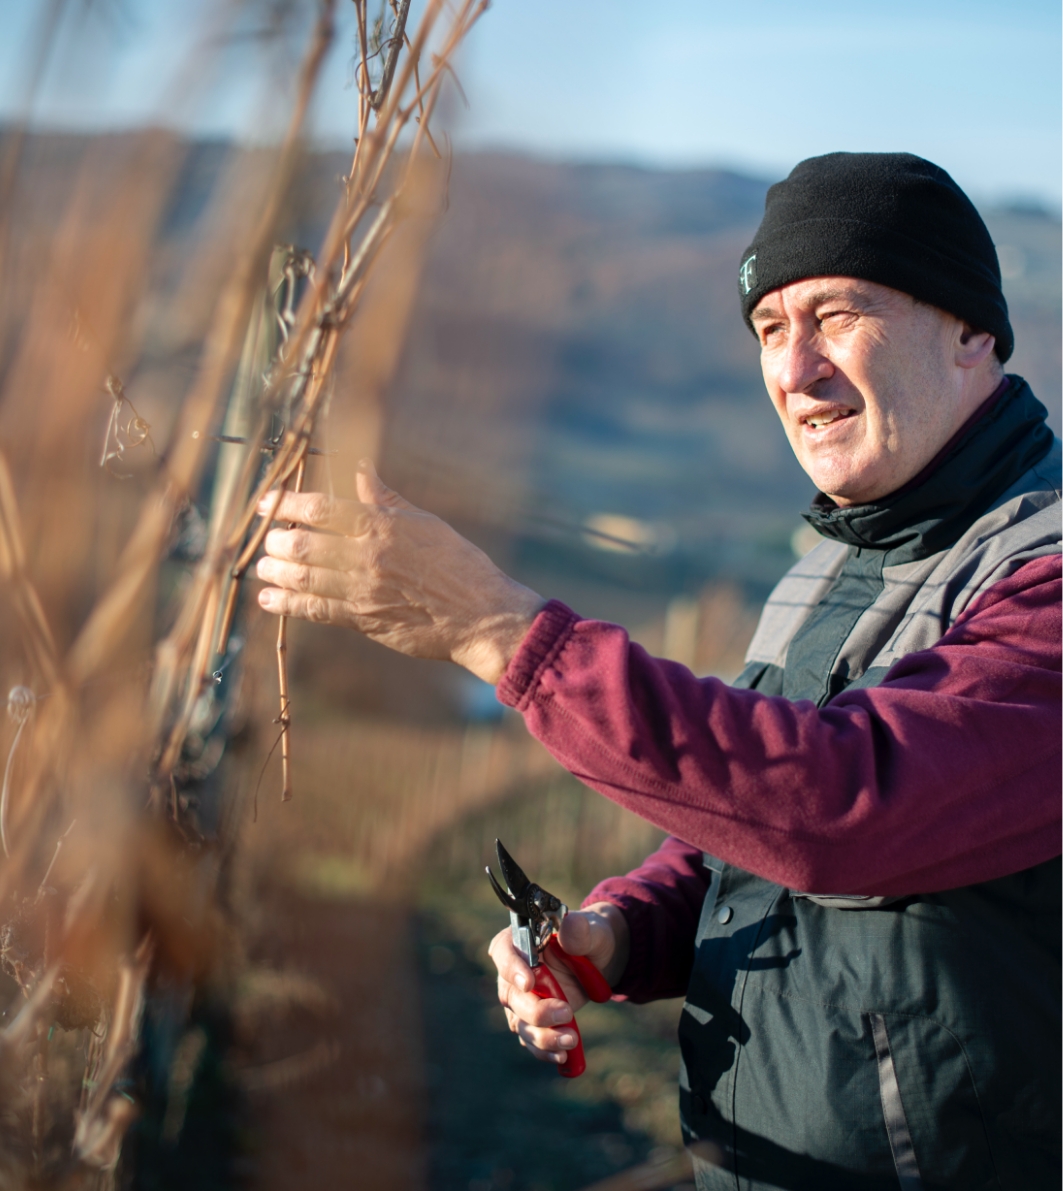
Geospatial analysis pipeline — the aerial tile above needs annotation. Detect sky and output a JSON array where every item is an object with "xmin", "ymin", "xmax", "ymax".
[{"xmin": 0, "ymin": 0, "xmax": 1059, "ymax": 205}]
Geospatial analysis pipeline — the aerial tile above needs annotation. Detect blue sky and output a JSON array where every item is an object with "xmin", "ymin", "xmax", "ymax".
[{"xmin": 1, "ymin": 0, "xmax": 1059, "ymax": 204}]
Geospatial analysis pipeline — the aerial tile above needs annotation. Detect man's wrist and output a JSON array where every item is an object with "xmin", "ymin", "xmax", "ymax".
[{"xmin": 452, "ymin": 581, "xmax": 546, "ymax": 684}]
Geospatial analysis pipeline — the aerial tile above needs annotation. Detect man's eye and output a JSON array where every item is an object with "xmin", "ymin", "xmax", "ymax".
[
  {"xmin": 818, "ymin": 309, "xmax": 852, "ymax": 327},
  {"xmin": 761, "ymin": 323, "xmax": 784, "ymax": 343}
]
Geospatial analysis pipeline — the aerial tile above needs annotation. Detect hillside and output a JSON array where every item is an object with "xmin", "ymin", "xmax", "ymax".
[
  {"xmin": 376, "ymin": 152, "xmax": 1061, "ymax": 612},
  {"xmin": 3, "ymin": 132, "xmax": 1059, "ymax": 702}
]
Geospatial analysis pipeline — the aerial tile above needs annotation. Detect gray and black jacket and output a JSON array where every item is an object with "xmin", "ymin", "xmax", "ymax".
[{"xmin": 679, "ymin": 377, "xmax": 1061, "ymax": 1191}]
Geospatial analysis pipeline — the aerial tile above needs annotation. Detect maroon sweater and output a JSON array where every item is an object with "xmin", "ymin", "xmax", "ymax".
[{"xmin": 496, "ymin": 554, "xmax": 1062, "ymax": 1002}]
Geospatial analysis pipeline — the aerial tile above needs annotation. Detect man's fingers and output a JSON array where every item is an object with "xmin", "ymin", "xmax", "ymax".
[
  {"xmin": 263, "ymin": 527, "xmax": 355, "ymax": 571},
  {"xmin": 257, "ymin": 586, "xmax": 349, "ymax": 625},
  {"xmin": 258, "ymin": 490, "xmax": 372, "ymax": 536},
  {"xmin": 514, "ymin": 1020, "xmax": 579, "ymax": 1064},
  {"xmin": 256, "ymin": 557, "xmax": 353, "ymax": 602},
  {"xmin": 492, "ymin": 929, "xmax": 581, "ymax": 1066},
  {"xmin": 497, "ymin": 975, "xmax": 571, "ymax": 1030},
  {"xmin": 488, "ymin": 928, "xmax": 534, "ymax": 992},
  {"xmin": 502, "ymin": 985, "xmax": 572, "ymax": 1029},
  {"xmin": 495, "ymin": 963, "xmax": 572, "ymax": 1029}
]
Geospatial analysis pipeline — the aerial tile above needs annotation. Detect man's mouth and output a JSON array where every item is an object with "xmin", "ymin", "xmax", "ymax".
[{"xmin": 801, "ymin": 408, "xmax": 856, "ymax": 430}]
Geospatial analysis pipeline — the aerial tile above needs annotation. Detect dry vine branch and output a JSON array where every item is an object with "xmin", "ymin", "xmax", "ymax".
[
  {"xmin": 0, "ymin": 449, "xmax": 59, "ymax": 690},
  {"xmin": 155, "ymin": 0, "xmax": 485, "ymax": 801},
  {"xmin": 276, "ymin": 453, "xmax": 307, "ymax": 801},
  {"xmin": 371, "ymin": 0, "xmax": 413, "ymax": 109},
  {"xmin": 0, "ymin": 0, "xmax": 487, "ymax": 1179},
  {"xmin": 66, "ymin": 0, "xmax": 339, "ymax": 697},
  {"xmin": 0, "ymin": 686, "xmax": 37, "ymax": 857}
]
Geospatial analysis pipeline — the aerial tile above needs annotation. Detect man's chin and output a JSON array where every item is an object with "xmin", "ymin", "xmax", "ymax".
[
  {"xmin": 806, "ymin": 464, "xmax": 882, "ymax": 507},
  {"xmin": 797, "ymin": 436, "xmax": 895, "ymax": 505}
]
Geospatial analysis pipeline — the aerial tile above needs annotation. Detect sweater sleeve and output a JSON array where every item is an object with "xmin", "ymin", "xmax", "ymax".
[
  {"xmin": 497, "ymin": 555, "xmax": 1062, "ymax": 898},
  {"xmin": 580, "ymin": 835, "xmax": 709, "ymax": 1003}
]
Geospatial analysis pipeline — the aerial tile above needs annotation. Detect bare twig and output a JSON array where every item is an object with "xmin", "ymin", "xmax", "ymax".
[
  {"xmin": 0, "ymin": 966, "xmax": 58, "ymax": 1053},
  {"xmin": 73, "ymin": 937, "xmax": 153, "ymax": 1169},
  {"xmin": 36, "ymin": 819, "xmax": 75, "ymax": 898},
  {"xmin": 68, "ymin": 0, "xmax": 338, "ymax": 694},
  {"xmin": 276, "ymin": 454, "xmax": 307, "ymax": 801},
  {"xmin": 370, "ymin": 0, "xmax": 413, "ymax": 109},
  {"xmin": 0, "ymin": 4, "xmax": 487, "ymax": 1174},
  {"xmin": 0, "ymin": 450, "xmax": 60, "ymax": 689},
  {"xmin": 0, "ymin": 687, "xmax": 34, "ymax": 857}
]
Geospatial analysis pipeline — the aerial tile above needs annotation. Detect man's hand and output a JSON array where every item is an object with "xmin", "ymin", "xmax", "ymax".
[
  {"xmin": 255, "ymin": 462, "xmax": 545, "ymax": 684},
  {"xmin": 488, "ymin": 903, "xmax": 630, "ymax": 1066}
]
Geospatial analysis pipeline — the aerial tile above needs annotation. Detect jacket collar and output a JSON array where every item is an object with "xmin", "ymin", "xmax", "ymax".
[{"xmin": 802, "ymin": 375, "xmax": 1055, "ymax": 561}]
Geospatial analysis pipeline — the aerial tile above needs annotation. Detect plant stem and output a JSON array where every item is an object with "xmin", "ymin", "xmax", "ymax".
[{"xmin": 277, "ymin": 454, "xmax": 307, "ymax": 802}]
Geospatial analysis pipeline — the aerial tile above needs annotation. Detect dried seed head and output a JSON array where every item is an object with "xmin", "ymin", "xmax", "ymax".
[{"xmin": 6, "ymin": 686, "xmax": 35, "ymax": 725}]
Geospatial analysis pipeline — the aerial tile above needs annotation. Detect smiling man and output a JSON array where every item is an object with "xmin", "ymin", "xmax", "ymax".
[
  {"xmin": 256, "ymin": 153, "xmax": 1061, "ymax": 1189},
  {"xmin": 753, "ymin": 277, "xmax": 999, "ymax": 504}
]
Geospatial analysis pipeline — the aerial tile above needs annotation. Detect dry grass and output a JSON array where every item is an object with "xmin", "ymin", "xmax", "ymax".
[{"xmin": 0, "ymin": 2, "xmax": 489, "ymax": 1184}]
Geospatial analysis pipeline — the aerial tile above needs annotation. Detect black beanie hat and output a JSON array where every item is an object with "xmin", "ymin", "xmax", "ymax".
[{"xmin": 738, "ymin": 152, "xmax": 1013, "ymax": 361}]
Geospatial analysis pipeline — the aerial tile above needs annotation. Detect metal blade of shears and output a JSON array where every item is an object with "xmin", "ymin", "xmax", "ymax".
[
  {"xmin": 486, "ymin": 839, "xmax": 536, "ymax": 967},
  {"xmin": 486, "ymin": 865, "xmax": 521, "ymax": 914},
  {"xmin": 494, "ymin": 838, "xmax": 532, "ymax": 901}
]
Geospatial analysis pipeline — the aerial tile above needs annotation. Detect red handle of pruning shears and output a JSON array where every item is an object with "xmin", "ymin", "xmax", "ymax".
[
  {"xmin": 530, "ymin": 960, "xmax": 587, "ymax": 1078},
  {"xmin": 485, "ymin": 838, "xmax": 612, "ymax": 1080},
  {"xmin": 531, "ymin": 938, "xmax": 611, "ymax": 1079},
  {"xmin": 544, "ymin": 937, "xmax": 612, "ymax": 1003}
]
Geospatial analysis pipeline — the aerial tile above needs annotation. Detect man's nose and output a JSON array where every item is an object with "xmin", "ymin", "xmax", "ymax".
[{"xmin": 776, "ymin": 331, "xmax": 833, "ymax": 395}]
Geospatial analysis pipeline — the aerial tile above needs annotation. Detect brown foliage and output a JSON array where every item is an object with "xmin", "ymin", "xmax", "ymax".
[{"xmin": 0, "ymin": 2, "xmax": 486, "ymax": 1183}]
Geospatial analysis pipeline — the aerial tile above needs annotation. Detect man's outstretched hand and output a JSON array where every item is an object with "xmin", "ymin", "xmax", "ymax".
[
  {"xmin": 255, "ymin": 462, "xmax": 545, "ymax": 684},
  {"xmin": 489, "ymin": 903, "xmax": 630, "ymax": 1066}
]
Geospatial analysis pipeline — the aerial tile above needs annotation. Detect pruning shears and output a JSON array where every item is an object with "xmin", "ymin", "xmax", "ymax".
[{"xmin": 486, "ymin": 838, "xmax": 612, "ymax": 1078}]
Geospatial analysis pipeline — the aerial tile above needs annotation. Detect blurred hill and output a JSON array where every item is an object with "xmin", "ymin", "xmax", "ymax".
[
  {"xmin": 383, "ymin": 153, "xmax": 1061, "ymax": 605},
  {"xmin": 3, "ymin": 132, "xmax": 1060, "ymax": 713},
  {"xmin": 385, "ymin": 154, "xmax": 803, "ymax": 601}
]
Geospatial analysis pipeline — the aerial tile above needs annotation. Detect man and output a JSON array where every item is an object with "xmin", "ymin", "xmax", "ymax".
[{"xmin": 256, "ymin": 153, "xmax": 1061, "ymax": 1188}]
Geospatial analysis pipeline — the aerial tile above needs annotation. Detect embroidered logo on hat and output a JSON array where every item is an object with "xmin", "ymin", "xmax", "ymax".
[{"xmin": 739, "ymin": 254, "xmax": 757, "ymax": 295}]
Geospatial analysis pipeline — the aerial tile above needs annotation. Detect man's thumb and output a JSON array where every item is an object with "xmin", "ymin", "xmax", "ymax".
[
  {"xmin": 557, "ymin": 911, "xmax": 596, "ymax": 957},
  {"xmin": 355, "ymin": 458, "xmax": 410, "ymax": 509}
]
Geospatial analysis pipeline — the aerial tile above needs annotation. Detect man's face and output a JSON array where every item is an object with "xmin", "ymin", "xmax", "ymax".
[{"xmin": 752, "ymin": 277, "xmax": 982, "ymax": 505}]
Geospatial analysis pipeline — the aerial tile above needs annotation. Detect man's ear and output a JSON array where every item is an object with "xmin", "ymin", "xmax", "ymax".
[{"xmin": 955, "ymin": 322, "xmax": 997, "ymax": 371}]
